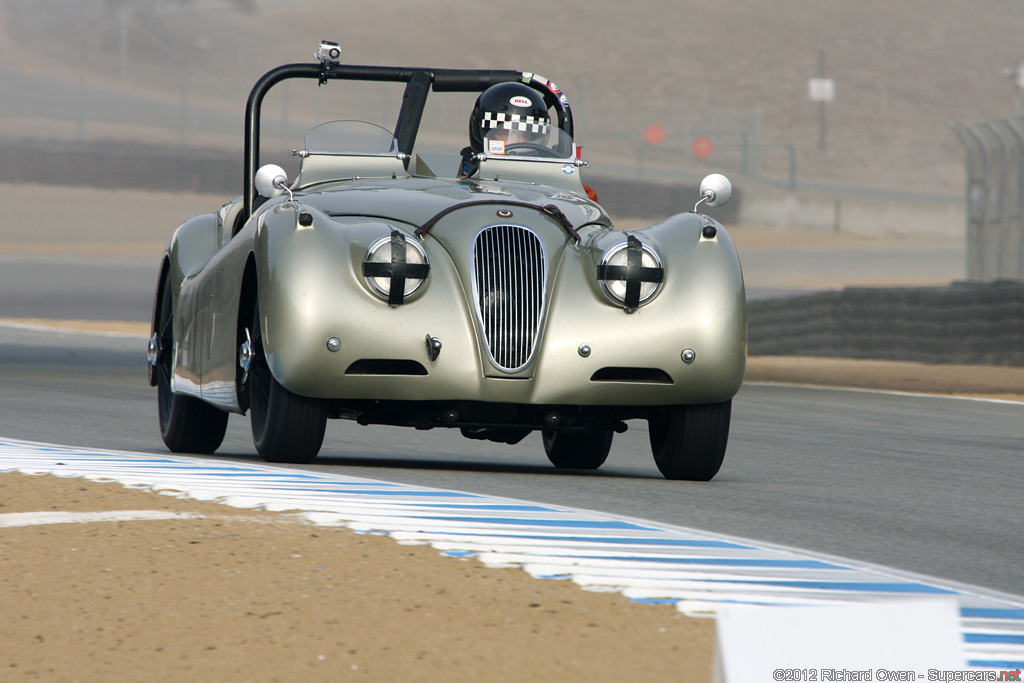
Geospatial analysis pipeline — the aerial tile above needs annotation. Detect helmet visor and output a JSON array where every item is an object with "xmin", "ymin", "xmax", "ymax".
[
  {"xmin": 482, "ymin": 127, "xmax": 574, "ymax": 159},
  {"xmin": 481, "ymin": 112, "xmax": 550, "ymax": 151}
]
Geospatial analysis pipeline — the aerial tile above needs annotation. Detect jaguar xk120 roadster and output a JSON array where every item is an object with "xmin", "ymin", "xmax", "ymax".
[{"xmin": 149, "ymin": 42, "xmax": 746, "ymax": 480}]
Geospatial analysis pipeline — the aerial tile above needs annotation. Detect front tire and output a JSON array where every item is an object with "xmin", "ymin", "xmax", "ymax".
[
  {"xmin": 246, "ymin": 297, "xmax": 328, "ymax": 464},
  {"xmin": 155, "ymin": 271, "xmax": 228, "ymax": 454},
  {"xmin": 542, "ymin": 429, "xmax": 613, "ymax": 470},
  {"xmin": 648, "ymin": 401, "xmax": 731, "ymax": 481}
]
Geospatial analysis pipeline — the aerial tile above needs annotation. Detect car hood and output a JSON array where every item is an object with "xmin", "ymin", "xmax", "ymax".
[{"xmin": 297, "ymin": 177, "xmax": 611, "ymax": 230}]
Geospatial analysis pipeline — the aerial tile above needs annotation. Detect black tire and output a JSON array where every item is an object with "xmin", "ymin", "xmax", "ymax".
[
  {"xmin": 542, "ymin": 429, "xmax": 613, "ymax": 470},
  {"xmin": 156, "ymin": 271, "xmax": 228, "ymax": 454},
  {"xmin": 648, "ymin": 401, "xmax": 731, "ymax": 481},
  {"xmin": 247, "ymin": 297, "xmax": 328, "ymax": 463}
]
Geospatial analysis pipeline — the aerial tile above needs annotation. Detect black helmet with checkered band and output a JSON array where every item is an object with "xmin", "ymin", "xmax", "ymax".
[{"xmin": 468, "ymin": 82, "xmax": 551, "ymax": 153}]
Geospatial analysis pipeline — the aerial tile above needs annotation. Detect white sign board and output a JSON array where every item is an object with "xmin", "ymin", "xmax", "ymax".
[
  {"xmin": 713, "ymin": 599, "xmax": 964, "ymax": 682},
  {"xmin": 809, "ymin": 77, "xmax": 835, "ymax": 102}
]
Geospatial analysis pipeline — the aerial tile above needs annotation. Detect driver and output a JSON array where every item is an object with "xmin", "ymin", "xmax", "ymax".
[{"xmin": 460, "ymin": 82, "xmax": 551, "ymax": 177}]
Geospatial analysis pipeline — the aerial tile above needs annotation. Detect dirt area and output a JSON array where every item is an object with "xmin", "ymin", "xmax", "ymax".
[
  {"xmin": 0, "ymin": 473, "xmax": 713, "ymax": 682},
  {"xmin": 746, "ymin": 356, "xmax": 1024, "ymax": 402}
]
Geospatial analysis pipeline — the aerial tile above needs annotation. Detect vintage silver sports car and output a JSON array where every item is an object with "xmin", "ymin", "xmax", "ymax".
[{"xmin": 148, "ymin": 42, "xmax": 746, "ymax": 480}]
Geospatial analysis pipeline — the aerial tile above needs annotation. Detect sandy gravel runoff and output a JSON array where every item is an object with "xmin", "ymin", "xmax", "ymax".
[{"xmin": 0, "ymin": 473, "xmax": 712, "ymax": 682}]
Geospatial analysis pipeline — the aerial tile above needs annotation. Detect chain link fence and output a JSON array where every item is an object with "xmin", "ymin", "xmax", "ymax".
[{"xmin": 952, "ymin": 116, "xmax": 1024, "ymax": 281}]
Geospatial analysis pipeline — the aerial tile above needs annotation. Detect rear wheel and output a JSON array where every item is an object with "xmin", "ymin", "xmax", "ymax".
[
  {"xmin": 647, "ymin": 401, "xmax": 731, "ymax": 481},
  {"xmin": 155, "ymin": 271, "xmax": 228, "ymax": 454},
  {"xmin": 542, "ymin": 429, "xmax": 613, "ymax": 470},
  {"xmin": 246, "ymin": 297, "xmax": 328, "ymax": 463}
]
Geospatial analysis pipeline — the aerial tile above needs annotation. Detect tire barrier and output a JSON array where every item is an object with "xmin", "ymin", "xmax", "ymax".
[{"xmin": 748, "ymin": 281, "xmax": 1024, "ymax": 366}]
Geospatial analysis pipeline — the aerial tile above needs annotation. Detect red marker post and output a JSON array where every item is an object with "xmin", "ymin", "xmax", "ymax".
[
  {"xmin": 692, "ymin": 135, "xmax": 714, "ymax": 160},
  {"xmin": 644, "ymin": 123, "xmax": 667, "ymax": 147}
]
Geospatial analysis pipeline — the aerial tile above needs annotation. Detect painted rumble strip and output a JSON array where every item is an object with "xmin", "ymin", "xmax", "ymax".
[{"xmin": 1, "ymin": 438, "xmax": 1022, "ymax": 668}]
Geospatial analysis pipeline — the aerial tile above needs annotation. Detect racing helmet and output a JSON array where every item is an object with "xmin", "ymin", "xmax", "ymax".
[{"xmin": 469, "ymin": 82, "xmax": 551, "ymax": 153}]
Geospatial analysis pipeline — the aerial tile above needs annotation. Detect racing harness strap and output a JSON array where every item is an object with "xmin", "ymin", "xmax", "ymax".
[
  {"xmin": 361, "ymin": 231, "xmax": 430, "ymax": 306},
  {"xmin": 595, "ymin": 235, "xmax": 663, "ymax": 309}
]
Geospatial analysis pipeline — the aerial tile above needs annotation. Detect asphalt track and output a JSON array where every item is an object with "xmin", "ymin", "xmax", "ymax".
[{"xmin": 0, "ymin": 326, "xmax": 1021, "ymax": 602}]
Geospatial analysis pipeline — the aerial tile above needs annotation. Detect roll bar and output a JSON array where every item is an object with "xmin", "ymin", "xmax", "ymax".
[{"xmin": 242, "ymin": 61, "xmax": 575, "ymax": 220}]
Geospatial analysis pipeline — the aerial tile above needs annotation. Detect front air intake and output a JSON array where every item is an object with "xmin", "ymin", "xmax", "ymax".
[{"xmin": 471, "ymin": 224, "xmax": 547, "ymax": 373}]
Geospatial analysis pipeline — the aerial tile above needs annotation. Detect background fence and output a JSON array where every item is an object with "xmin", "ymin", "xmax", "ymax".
[{"xmin": 952, "ymin": 116, "xmax": 1024, "ymax": 281}]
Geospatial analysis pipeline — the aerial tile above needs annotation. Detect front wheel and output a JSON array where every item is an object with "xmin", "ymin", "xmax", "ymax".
[
  {"xmin": 648, "ymin": 401, "xmax": 731, "ymax": 481},
  {"xmin": 155, "ymin": 271, "xmax": 228, "ymax": 454},
  {"xmin": 246, "ymin": 297, "xmax": 328, "ymax": 464},
  {"xmin": 542, "ymin": 429, "xmax": 613, "ymax": 470}
]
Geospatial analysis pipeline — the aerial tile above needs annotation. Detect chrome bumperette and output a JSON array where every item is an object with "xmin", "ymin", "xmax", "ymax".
[
  {"xmin": 238, "ymin": 328, "xmax": 253, "ymax": 384},
  {"xmin": 147, "ymin": 333, "xmax": 160, "ymax": 367},
  {"xmin": 470, "ymin": 224, "xmax": 548, "ymax": 374}
]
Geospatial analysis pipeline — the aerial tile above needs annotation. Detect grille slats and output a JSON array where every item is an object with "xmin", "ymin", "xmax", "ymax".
[{"xmin": 472, "ymin": 224, "xmax": 547, "ymax": 373}]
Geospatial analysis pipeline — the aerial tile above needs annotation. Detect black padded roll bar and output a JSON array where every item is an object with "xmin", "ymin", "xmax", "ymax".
[{"xmin": 242, "ymin": 62, "xmax": 574, "ymax": 220}]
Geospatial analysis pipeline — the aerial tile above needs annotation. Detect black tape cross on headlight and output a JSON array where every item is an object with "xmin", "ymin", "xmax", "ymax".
[
  {"xmin": 596, "ymin": 235, "xmax": 664, "ymax": 309},
  {"xmin": 362, "ymin": 231, "xmax": 430, "ymax": 306}
]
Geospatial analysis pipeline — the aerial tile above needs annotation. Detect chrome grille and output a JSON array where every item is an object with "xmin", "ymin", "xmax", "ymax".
[{"xmin": 471, "ymin": 224, "xmax": 547, "ymax": 373}]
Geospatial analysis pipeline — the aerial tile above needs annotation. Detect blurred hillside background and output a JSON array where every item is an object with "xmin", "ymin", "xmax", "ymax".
[{"xmin": 2, "ymin": 0, "xmax": 1024, "ymax": 199}]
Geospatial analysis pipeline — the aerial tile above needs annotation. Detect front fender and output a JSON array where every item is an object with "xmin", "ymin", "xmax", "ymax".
[
  {"xmin": 534, "ymin": 213, "xmax": 746, "ymax": 405},
  {"xmin": 254, "ymin": 204, "xmax": 485, "ymax": 398}
]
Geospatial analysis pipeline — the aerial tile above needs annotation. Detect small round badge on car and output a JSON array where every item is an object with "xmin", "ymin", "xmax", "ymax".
[{"xmin": 497, "ymin": 209, "xmax": 512, "ymax": 218}]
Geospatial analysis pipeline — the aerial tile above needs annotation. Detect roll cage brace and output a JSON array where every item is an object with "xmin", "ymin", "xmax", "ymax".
[{"xmin": 243, "ymin": 61, "xmax": 575, "ymax": 220}]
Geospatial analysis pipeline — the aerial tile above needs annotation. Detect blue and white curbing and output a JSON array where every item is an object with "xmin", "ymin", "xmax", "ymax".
[{"xmin": 1, "ymin": 437, "xmax": 1021, "ymax": 668}]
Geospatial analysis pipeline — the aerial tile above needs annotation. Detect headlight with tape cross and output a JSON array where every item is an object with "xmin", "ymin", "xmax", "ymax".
[
  {"xmin": 362, "ymin": 231, "xmax": 430, "ymax": 306},
  {"xmin": 596, "ymin": 235, "xmax": 664, "ymax": 310}
]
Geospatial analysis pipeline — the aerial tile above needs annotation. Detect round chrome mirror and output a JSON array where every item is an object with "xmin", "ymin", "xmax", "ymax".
[
  {"xmin": 255, "ymin": 164, "xmax": 289, "ymax": 198},
  {"xmin": 698, "ymin": 173, "xmax": 732, "ymax": 208}
]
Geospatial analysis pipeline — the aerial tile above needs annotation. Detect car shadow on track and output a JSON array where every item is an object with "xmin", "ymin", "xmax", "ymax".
[
  {"xmin": 206, "ymin": 450, "xmax": 662, "ymax": 480},
  {"xmin": 316, "ymin": 454, "xmax": 661, "ymax": 479}
]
